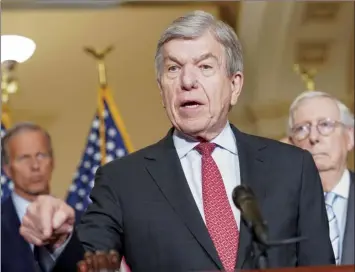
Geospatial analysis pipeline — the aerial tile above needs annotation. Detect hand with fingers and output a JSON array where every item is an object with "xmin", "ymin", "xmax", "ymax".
[
  {"xmin": 19, "ymin": 195, "xmax": 75, "ymax": 250},
  {"xmin": 77, "ymin": 250, "xmax": 121, "ymax": 272}
]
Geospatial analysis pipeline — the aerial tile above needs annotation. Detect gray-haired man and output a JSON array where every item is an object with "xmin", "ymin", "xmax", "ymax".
[
  {"xmin": 287, "ymin": 90, "xmax": 354, "ymax": 265},
  {"xmin": 19, "ymin": 11, "xmax": 334, "ymax": 271}
]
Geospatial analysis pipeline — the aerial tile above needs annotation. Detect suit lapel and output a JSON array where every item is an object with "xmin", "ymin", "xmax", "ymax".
[
  {"xmin": 342, "ymin": 171, "xmax": 354, "ymax": 264},
  {"xmin": 2, "ymin": 197, "xmax": 36, "ymax": 272},
  {"xmin": 144, "ymin": 129, "xmax": 223, "ymax": 269},
  {"xmin": 231, "ymin": 126, "xmax": 269, "ymax": 269}
]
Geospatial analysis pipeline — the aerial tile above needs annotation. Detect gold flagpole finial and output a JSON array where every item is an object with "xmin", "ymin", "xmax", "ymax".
[
  {"xmin": 293, "ymin": 64, "xmax": 317, "ymax": 91},
  {"xmin": 84, "ymin": 45, "xmax": 114, "ymax": 88}
]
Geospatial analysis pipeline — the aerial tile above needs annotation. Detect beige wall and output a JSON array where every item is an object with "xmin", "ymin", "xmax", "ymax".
[
  {"xmin": 2, "ymin": 3, "xmax": 353, "ymax": 200},
  {"xmin": 2, "ymin": 5, "xmax": 220, "ymax": 199}
]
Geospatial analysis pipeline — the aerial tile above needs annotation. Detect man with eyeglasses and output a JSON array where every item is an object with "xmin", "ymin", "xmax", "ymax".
[
  {"xmin": 287, "ymin": 91, "xmax": 354, "ymax": 265},
  {"xmin": 1, "ymin": 122, "xmax": 55, "ymax": 272}
]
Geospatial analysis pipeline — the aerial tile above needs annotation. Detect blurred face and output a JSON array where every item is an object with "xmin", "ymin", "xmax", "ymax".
[
  {"xmin": 291, "ymin": 97, "xmax": 354, "ymax": 172},
  {"xmin": 3, "ymin": 130, "xmax": 54, "ymax": 201},
  {"xmin": 158, "ymin": 31, "xmax": 243, "ymax": 140}
]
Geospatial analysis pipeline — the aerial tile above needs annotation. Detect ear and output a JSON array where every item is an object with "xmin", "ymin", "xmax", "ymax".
[
  {"xmin": 230, "ymin": 72, "xmax": 244, "ymax": 106},
  {"xmin": 2, "ymin": 163, "xmax": 12, "ymax": 180},
  {"xmin": 346, "ymin": 127, "xmax": 354, "ymax": 151}
]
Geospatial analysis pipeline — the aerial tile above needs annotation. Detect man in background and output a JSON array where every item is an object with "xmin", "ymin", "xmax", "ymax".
[
  {"xmin": 287, "ymin": 91, "xmax": 354, "ymax": 265},
  {"xmin": 1, "ymin": 122, "xmax": 56, "ymax": 272}
]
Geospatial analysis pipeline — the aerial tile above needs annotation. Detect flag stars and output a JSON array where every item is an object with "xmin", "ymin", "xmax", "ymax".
[
  {"xmin": 92, "ymin": 166, "xmax": 99, "ymax": 175},
  {"xmin": 81, "ymin": 175, "xmax": 89, "ymax": 183},
  {"xmin": 83, "ymin": 161, "xmax": 91, "ymax": 169},
  {"xmin": 92, "ymin": 119, "xmax": 99, "ymax": 129},
  {"xmin": 108, "ymin": 128, "xmax": 116, "ymax": 137},
  {"xmin": 89, "ymin": 133, "xmax": 97, "ymax": 143},
  {"xmin": 86, "ymin": 146, "xmax": 94, "ymax": 155},
  {"xmin": 69, "ymin": 184, "xmax": 77, "ymax": 192},
  {"xmin": 94, "ymin": 152, "xmax": 101, "ymax": 161},
  {"xmin": 106, "ymin": 155, "xmax": 114, "ymax": 163},
  {"xmin": 116, "ymin": 148, "xmax": 126, "ymax": 157},
  {"xmin": 75, "ymin": 202, "xmax": 84, "ymax": 211},
  {"xmin": 1, "ymin": 176, "xmax": 7, "ymax": 185},
  {"xmin": 106, "ymin": 141, "xmax": 115, "ymax": 151},
  {"xmin": 78, "ymin": 189, "xmax": 86, "ymax": 197}
]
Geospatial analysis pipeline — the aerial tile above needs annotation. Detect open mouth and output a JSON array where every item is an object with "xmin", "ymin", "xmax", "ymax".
[{"xmin": 180, "ymin": 101, "xmax": 203, "ymax": 109}]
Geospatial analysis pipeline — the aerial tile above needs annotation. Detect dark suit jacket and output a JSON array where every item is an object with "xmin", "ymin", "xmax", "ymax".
[
  {"xmin": 1, "ymin": 196, "xmax": 39, "ymax": 272},
  {"xmin": 341, "ymin": 171, "xmax": 354, "ymax": 265},
  {"xmin": 54, "ymin": 125, "xmax": 335, "ymax": 271}
]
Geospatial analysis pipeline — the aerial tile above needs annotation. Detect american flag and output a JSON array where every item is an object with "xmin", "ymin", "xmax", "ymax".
[
  {"xmin": 1, "ymin": 115, "xmax": 14, "ymax": 202},
  {"xmin": 65, "ymin": 88, "xmax": 133, "ymax": 271}
]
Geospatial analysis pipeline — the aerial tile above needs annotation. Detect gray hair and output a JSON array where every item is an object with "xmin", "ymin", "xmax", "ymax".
[
  {"xmin": 154, "ymin": 10, "xmax": 243, "ymax": 79},
  {"xmin": 287, "ymin": 90, "xmax": 355, "ymax": 135},
  {"xmin": 1, "ymin": 122, "xmax": 53, "ymax": 165}
]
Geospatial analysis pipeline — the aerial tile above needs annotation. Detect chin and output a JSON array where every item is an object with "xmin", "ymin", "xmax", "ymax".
[{"xmin": 315, "ymin": 162, "xmax": 332, "ymax": 172}]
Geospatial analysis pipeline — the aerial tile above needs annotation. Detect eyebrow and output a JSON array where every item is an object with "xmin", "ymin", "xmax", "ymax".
[{"xmin": 164, "ymin": 52, "xmax": 219, "ymax": 65}]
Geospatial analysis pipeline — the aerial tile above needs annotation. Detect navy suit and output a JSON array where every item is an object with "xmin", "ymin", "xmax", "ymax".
[{"xmin": 1, "ymin": 196, "xmax": 39, "ymax": 272}]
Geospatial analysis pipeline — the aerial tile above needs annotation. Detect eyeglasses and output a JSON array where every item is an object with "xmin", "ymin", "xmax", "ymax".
[{"xmin": 291, "ymin": 118, "xmax": 345, "ymax": 141}]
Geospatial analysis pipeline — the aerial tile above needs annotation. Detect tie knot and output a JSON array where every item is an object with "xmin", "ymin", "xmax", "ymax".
[
  {"xmin": 195, "ymin": 142, "xmax": 216, "ymax": 156},
  {"xmin": 325, "ymin": 192, "xmax": 337, "ymax": 207}
]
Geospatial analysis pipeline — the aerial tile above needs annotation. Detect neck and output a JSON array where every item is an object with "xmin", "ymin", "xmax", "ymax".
[{"xmin": 320, "ymin": 166, "xmax": 346, "ymax": 192}]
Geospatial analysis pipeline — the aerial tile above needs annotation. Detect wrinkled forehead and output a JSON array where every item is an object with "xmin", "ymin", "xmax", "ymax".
[
  {"xmin": 162, "ymin": 33, "xmax": 225, "ymax": 64},
  {"xmin": 8, "ymin": 130, "xmax": 51, "ymax": 153},
  {"xmin": 292, "ymin": 97, "xmax": 341, "ymax": 124}
]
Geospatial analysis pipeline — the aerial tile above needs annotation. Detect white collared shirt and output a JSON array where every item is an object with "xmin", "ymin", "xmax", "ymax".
[
  {"xmin": 329, "ymin": 169, "xmax": 351, "ymax": 262},
  {"xmin": 172, "ymin": 122, "xmax": 241, "ymax": 228},
  {"xmin": 12, "ymin": 192, "xmax": 32, "ymax": 226}
]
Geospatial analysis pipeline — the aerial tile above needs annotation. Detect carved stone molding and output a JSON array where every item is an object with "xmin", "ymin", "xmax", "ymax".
[
  {"xmin": 302, "ymin": 1, "xmax": 342, "ymax": 23},
  {"xmin": 295, "ymin": 40, "xmax": 332, "ymax": 67}
]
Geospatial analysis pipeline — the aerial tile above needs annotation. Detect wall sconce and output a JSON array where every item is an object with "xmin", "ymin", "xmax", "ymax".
[{"xmin": 1, "ymin": 35, "xmax": 36, "ymax": 104}]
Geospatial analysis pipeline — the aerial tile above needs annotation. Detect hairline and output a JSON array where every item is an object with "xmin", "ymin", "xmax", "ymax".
[{"xmin": 287, "ymin": 91, "xmax": 354, "ymax": 135}]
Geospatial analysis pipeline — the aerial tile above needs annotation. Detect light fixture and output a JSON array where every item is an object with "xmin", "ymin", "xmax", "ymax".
[
  {"xmin": 1, "ymin": 35, "xmax": 36, "ymax": 104},
  {"xmin": 1, "ymin": 35, "xmax": 36, "ymax": 63}
]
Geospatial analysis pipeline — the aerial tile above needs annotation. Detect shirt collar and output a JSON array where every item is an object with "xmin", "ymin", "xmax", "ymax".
[
  {"xmin": 172, "ymin": 122, "xmax": 237, "ymax": 159},
  {"xmin": 331, "ymin": 169, "xmax": 351, "ymax": 199},
  {"xmin": 11, "ymin": 192, "xmax": 32, "ymax": 223}
]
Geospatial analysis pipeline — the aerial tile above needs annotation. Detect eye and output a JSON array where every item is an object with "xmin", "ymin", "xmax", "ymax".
[
  {"xmin": 319, "ymin": 120, "xmax": 333, "ymax": 128},
  {"xmin": 168, "ymin": 65, "xmax": 180, "ymax": 72},
  {"xmin": 37, "ymin": 152, "xmax": 49, "ymax": 160},
  {"xmin": 293, "ymin": 125, "xmax": 308, "ymax": 133},
  {"xmin": 200, "ymin": 64, "xmax": 212, "ymax": 70}
]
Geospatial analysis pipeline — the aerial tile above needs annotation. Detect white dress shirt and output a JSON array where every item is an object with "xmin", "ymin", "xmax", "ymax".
[
  {"xmin": 328, "ymin": 169, "xmax": 351, "ymax": 263},
  {"xmin": 172, "ymin": 122, "xmax": 241, "ymax": 229}
]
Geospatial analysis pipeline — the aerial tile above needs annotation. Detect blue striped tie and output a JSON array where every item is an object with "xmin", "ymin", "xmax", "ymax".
[{"xmin": 325, "ymin": 192, "xmax": 340, "ymax": 264}]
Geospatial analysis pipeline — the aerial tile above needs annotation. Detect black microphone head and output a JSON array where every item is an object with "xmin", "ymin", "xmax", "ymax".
[{"xmin": 232, "ymin": 184, "xmax": 255, "ymax": 209}]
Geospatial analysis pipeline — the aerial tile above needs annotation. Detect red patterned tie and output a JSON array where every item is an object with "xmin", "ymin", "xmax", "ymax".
[{"xmin": 195, "ymin": 142, "xmax": 239, "ymax": 271}]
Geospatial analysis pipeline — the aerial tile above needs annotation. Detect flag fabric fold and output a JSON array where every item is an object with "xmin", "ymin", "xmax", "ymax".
[
  {"xmin": 1, "ymin": 112, "xmax": 13, "ymax": 202},
  {"xmin": 66, "ymin": 87, "xmax": 133, "ymax": 271}
]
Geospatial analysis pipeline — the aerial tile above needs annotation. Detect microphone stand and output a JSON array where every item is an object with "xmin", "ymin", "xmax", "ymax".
[{"xmin": 246, "ymin": 221, "xmax": 307, "ymax": 270}]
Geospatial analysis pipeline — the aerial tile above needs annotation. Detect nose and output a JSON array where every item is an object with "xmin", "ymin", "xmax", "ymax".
[
  {"xmin": 180, "ymin": 66, "xmax": 198, "ymax": 91},
  {"xmin": 30, "ymin": 158, "xmax": 40, "ymax": 171},
  {"xmin": 308, "ymin": 125, "xmax": 320, "ymax": 145}
]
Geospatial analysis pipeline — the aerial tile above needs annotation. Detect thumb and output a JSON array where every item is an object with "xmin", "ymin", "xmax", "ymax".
[{"xmin": 52, "ymin": 205, "xmax": 74, "ymax": 231}]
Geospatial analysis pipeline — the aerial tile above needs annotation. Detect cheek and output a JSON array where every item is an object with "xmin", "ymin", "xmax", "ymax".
[{"xmin": 294, "ymin": 140, "xmax": 309, "ymax": 150}]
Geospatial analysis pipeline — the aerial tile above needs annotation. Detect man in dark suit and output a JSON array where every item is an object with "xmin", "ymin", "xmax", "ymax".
[
  {"xmin": 286, "ymin": 90, "xmax": 354, "ymax": 265},
  {"xmin": 1, "ymin": 122, "xmax": 55, "ymax": 272},
  {"xmin": 19, "ymin": 10, "xmax": 334, "ymax": 272}
]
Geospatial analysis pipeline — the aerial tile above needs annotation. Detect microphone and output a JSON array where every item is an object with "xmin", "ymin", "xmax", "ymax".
[{"xmin": 232, "ymin": 185, "xmax": 268, "ymax": 245}]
